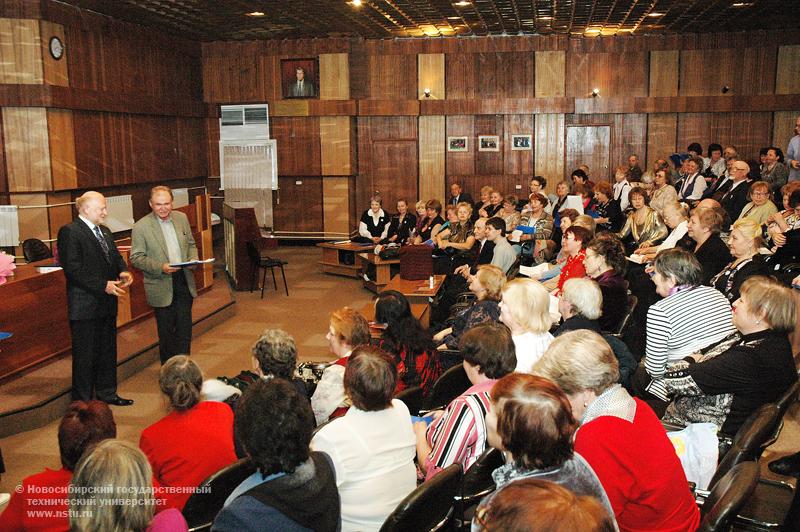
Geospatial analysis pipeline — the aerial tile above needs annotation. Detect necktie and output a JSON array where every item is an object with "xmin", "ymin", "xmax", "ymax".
[{"xmin": 93, "ymin": 225, "xmax": 109, "ymax": 257}]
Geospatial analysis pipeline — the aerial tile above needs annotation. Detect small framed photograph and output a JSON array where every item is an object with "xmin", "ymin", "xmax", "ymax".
[
  {"xmin": 478, "ymin": 135, "xmax": 500, "ymax": 152},
  {"xmin": 281, "ymin": 58, "xmax": 319, "ymax": 99},
  {"xmin": 511, "ymin": 134, "xmax": 532, "ymax": 151},
  {"xmin": 447, "ymin": 136, "xmax": 468, "ymax": 152}
]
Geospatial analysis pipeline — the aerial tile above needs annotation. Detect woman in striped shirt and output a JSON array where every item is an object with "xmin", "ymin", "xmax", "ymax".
[
  {"xmin": 414, "ymin": 322, "xmax": 516, "ymax": 481},
  {"xmin": 630, "ymin": 248, "xmax": 735, "ymax": 416}
]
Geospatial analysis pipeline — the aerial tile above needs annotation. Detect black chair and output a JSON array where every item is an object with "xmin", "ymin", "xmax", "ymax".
[
  {"xmin": 505, "ymin": 255, "xmax": 522, "ymax": 280},
  {"xmin": 776, "ymin": 377, "xmax": 799, "ymax": 417},
  {"xmin": 453, "ymin": 447, "xmax": 505, "ymax": 526},
  {"xmin": 395, "ymin": 385, "xmax": 424, "ymax": 416},
  {"xmin": 182, "ymin": 458, "xmax": 257, "ymax": 532},
  {"xmin": 246, "ymin": 240, "xmax": 288, "ymax": 298},
  {"xmin": 698, "ymin": 461, "xmax": 759, "ymax": 532},
  {"xmin": 422, "ymin": 365, "xmax": 472, "ymax": 412},
  {"xmin": 607, "ymin": 294, "xmax": 637, "ymax": 337},
  {"xmin": 22, "ymin": 238, "xmax": 53, "ymax": 263},
  {"xmin": 379, "ymin": 463, "xmax": 463, "ymax": 532}
]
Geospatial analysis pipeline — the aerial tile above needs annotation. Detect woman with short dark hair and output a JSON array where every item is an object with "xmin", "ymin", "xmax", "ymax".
[
  {"xmin": 140, "ymin": 356, "xmax": 237, "ymax": 510},
  {"xmin": 214, "ymin": 379, "xmax": 340, "ymax": 531},
  {"xmin": 413, "ymin": 199, "xmax": 445, "ymax": 244},
  {"xmin": 554, "ymin": 225, "xmax": 592, "ymax": 295},
  {"xmin": 687, "ymin": 206, "xmax": 732, "ymax": 283},
  {"xmin": 583, "ymin": 234, "xmax": 628, "ymax": 332},
  {"xmin": 311, "ymin": 346, "xmax": 416, "ymax": 532},
  {"xmin": 416, "ymin": 322, "xmax": 517, "ymax": 481},
  {"xmin": 476, "ymin": 373, "xmax": 615, "ymax": 526},
  {"xmin": 375, "ymin": 290, "xmax": 442, "ymax": 395},
  {"xmin": 615, "ymin": 186, "xmax": 668, "ymax": 254},
  {"xmin": 1, "ymin": 401, "xmax": 116, "ymax": 530}
]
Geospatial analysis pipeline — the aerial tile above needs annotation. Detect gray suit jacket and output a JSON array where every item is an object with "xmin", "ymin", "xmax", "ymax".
[{"xmin": 130, "ymin": 211, "xmax": 198, "ymax": 307}]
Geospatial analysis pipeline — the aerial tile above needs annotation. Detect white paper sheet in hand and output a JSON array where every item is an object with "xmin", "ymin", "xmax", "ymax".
[{"xmin": 519, "ymin": 263, "xmax": 551, "ymax": 278}]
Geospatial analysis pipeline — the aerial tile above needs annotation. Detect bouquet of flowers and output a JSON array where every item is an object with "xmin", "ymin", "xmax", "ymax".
[{"xmin": 0, "ymin": 251, "xmax": 16, "ymax": 285}]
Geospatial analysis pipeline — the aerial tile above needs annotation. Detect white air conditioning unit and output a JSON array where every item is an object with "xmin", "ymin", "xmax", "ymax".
[{"xmin": 219, "ymin": 104, "xmax": 269, "ymax": 141}]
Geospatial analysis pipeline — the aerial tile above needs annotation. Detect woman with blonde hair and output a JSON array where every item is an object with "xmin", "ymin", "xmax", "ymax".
[
  {"xmin": 533, "ymin": 331, "xmax": 700, "ymax": 531},
  {"xmin": 648, "ymin": 169, "xmax": 678, "ymax": 216},
  {"xmin": 499, "ymin": 278, "xmax": 553, "ymax": 373},
  {"xmin": 664, "ymin": 276, "xmax": 797, "ymax": 435},
  {"xmin": 634, "ymin": 201, "xmax": 690, "ymax": 261},
  {"xmin": 139, "ymin": 356, "xmax": 237, "ymax": 510},
  {"xmin": 737, "ymin": 180, "xmax": 777, "ymax": 225},
  {"xmin": 710, "ymin": 218, "xmax": 767, "ymax": 302},
  {"xmin": 70, "ymin": 439, "xmax": 187, "ymax": 532},
  {"xmin": 433, "ymin": 264, "xmax": 504, "ymax": 351}
]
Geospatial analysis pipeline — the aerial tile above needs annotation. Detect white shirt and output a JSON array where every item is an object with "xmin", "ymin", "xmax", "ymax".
[
  {"xmin": 679, "ymin": 172, "xmax": 707, "ymax": 200},
  {"xmin": 512, "ymin": 331, "xmax": 554, "ymax": 373},
  {"xmin": 656, "ymin": 220, "xmax": 689, "ymax": 252},
  {"xmin": 359, "ymin": 208, "xmax": 389, "ymax": 240},
  {"xmin": 311, "ymin": 399, "xmax": 417, "ymax": 532},
  {"xmin": 613, "ymin": 180, "xmax": 631, "ymax": 210},
  {"xmin": 157, "ymin": 216, "xmax": 183, "ymax": 265},
  {"xmin": 310, "ymin": 351, "xmax": 352, "ymax": 425}
]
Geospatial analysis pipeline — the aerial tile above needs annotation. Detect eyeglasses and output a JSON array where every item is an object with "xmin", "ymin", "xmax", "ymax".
[{"xmin": 751, "ymin": 191, "xmax": 768, "ymax": 196}]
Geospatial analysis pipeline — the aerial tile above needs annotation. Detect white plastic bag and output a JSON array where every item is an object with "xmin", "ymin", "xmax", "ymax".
[{"xmin": 667, "ymin": 422, "xmax": 719, "ymax": 490}]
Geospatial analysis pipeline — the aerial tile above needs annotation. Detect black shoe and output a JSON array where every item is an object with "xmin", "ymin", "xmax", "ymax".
[
  {"xmin": 104, "ymin": 395, "xmax": 134, "ymax": 407},
  {"xmin": 768, "ymin": 452, "xmax": 800, "ymax": 477}
]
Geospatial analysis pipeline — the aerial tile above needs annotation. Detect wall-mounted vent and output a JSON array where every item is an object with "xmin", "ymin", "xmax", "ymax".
[{"xmin": 219, "ymin": 104, "xmax": 270, "ymax": 141}]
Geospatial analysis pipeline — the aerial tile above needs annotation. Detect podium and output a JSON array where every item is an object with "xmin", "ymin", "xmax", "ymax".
[{"xmin": 223, "ymin": 202, "xmax": 277, "ymax": 290}]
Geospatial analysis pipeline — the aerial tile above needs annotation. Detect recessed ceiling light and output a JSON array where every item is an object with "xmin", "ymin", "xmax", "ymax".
[
  {"xmin": 731, "ymin": 2, "xmax": 752, "ymax": 6},
  {"xmin": 447, "ymin": 16, "xmax": 461, "ymax": 20},
  {"xmin": 246, "ymin": 11, "xmax": 265, "ymax": 17},
  {"xmin": 539, "ymin": 16, "xmax": 553, "ymax": 20},
  {"xmin": 350, "ymin": 0, "xmax": 363, "ymax": 6},
  {"xmin": 647, "ymin": 12, "xmax": 665, "ymax": 17},
  {"xmin": 454, "ymin": 1, "xmax": 471, "ymax": 6},
  {"xmin": 584, "ymin": 28, "xmax": 602, "ymax": 34}
]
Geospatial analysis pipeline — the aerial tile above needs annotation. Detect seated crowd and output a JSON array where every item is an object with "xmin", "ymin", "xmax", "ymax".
[{"xmin": 3, "ymin": 141, "xmax": 800, "ymax": 532}]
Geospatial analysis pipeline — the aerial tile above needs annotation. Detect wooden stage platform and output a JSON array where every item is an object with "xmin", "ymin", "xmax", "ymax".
[{"xmin": 0, "ymin": 274, "xmax": 235, "ymax": 438}]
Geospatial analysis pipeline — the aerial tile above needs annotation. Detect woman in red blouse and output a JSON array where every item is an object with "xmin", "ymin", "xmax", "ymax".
[
  {"xmin": 1, "ymin": 401, "xmax": 116, "ymax": 531},
  {"xmin": 139, "ymin": 356, "xmax": 237, "ymax": 510},
  {"xmin": 375, "ymin": 290, "xmax": 442, "ymax": 396},
  {"xmin": 555, "ymin": 225, "xmax": 593, "ymax": 295}
]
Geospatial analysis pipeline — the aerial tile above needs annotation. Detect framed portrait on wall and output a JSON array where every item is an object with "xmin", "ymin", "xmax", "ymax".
[
  {"xmin": 511, "ymin": 134, "xmax": 532, "ymax": 151},
  {"xmin": 448, "ymin": 136, "xmax": 468, "ymax": 152},
  {"xmin": 281, "ymin": 58, "xmax": 319, "ymax": 99},
  {"xmin": 478, "ymin": 135, "xmax": 500, "ymax": 152}
]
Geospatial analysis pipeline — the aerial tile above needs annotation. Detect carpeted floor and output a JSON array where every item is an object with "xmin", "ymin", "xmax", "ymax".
[{"xmin": 0, "ymin": 244, "xmax": 797, "ymax": 505}]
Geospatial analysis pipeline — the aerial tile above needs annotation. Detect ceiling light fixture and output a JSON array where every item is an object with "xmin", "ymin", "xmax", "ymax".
[
  {"xmin": 454, "ymin": 1, "xmax": 471, "ymax": 6},
  {"xmin": 351, "ymin": 0, "xmax": 363, "ymax": 6},
  {"xmin": 646, "ymin": 12, "xmax": 665, "ymax": 17},
  {"xmin": 246, "ymin": 11, "xmax": 265, "ymax": 17},
  {"xmin": 539, "ymin": 16, "xmax": 553, "ymax": 20},
  {"xmin": 584, "ymin": 28, "xmax": 602, "ymax": 34},
  {"xmin": 731, "ymin": 2, "xmax": 752, "ymax": 6}
]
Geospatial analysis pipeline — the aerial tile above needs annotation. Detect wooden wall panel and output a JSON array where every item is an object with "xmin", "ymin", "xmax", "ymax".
[
  {"xmin": 566, "ymin": 113, "xmax": 647, "ymax": 181},
  {"xmin": 356, "ymin": 116, "xmax": 418, "ymax": 209},
  {"xmin": 320, "ymin": 116, "xmax": 352, "ymax": 175},
  {"xmin": 567, "ymin": 52, "xmax": 648, "ymax": 98},
  {"xmin": 0, "ymin": 18, "xmax": 42, "ymax": 84},
  {"xmin": 677, "ymin": 112, "xmax": 773, "ymax": 162},
  {"xmin": 367, "ymin": 54, "xmax": 416, "ymax": 100},
  {"xmin": 273, "ymin": 176, "xmax": 322, "ymax": 232},
  {"xmin": 3, "ymin": 107, "xmax": 51, "ymax": 192},
  {"xmin": 323, "ymin": 176, "xmax": 350, "ymax": 235},
  {"xmin": 649, "ymin": 50, "xmax": 678, "ymax": 97},
  {"xmin": 679, "ymin": 48, "xmax": 777, "ymax": 96},
  {"xmin": 270, "ymin": 117, "xmax": 321, "ymax": 176},
  {"xmin": 776, "ymin": 46, "xmax": 800, "ymax": 95},
  {"xmin": 445, "ymin": 115, "xmax": 475, "ymax": 176},
  {"xmin": 535, "ymin": 51, "xmax": 565, "ymax": 97},
  {"xmin": 503, "ymin": 114, "xmax": 534, "ymax": 176},
  {"xmin": 0, "ymin": 109, "xmax": 6, "ymax": 193},
  {"xmin": 206, "ymin": 117, "xmax": 220, "ymax": 177},
  {"xmin": 475, "ymin": 115, "xmax": 504, "ymax": 175},
  {"xmin": 319, "ymin": 53, "xmax": 349, "ymax": 100},
  {"xmin": 773, "ymin": 111, "xmax": 800, "ymax": 150},
  {"xmin": 12, "ymin": 193, "xmax": 49, "ymax": 247},
  {"xmin": 418, "ymin": 115, "xmax": 445, "ymax": 204},
  {"xmin": 534, "ymin": 114, "xmax": 565, "ymax": 192},
  {"xmin": 176, "ymin": 117, "xmax": 207, "ymax": 179},
  {"xmin": 646, "ymin": 113, "xmax": 678, "ymax": 173},
  {"xmin": 47, "ymin": 108, "xmax": 77, "ymax": 190},
  {"xmin": 446, "ymin": 53, "xmax": 535, "ymax": 100},
  {"xmin": 40, "ymin": 20, "xmax": 68, "ymax": 86},
  {"xmin": 418, "ymin": 53, "xmax": 445, "ymax": 100},
  {"xmin": 46, "ymin": 191, "xmax": 72, "ymax": 240}
]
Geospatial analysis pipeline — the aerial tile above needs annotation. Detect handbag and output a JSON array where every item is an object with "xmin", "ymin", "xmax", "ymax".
[{"xmin": 400, "ymin": 245, "xmax": 433, "ymax": 280}]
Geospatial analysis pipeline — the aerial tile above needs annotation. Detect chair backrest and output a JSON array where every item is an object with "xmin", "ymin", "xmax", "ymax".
[
  {"xmin": 505, "ymin": 255, "xmax": 522, "ymax": 280},
  {"xmin": 776, "ymin": 377, "xmax": 800, "ymax": 416},
  {"xmin": 457, "ymin": 447, "xmax": 505, "ymax": 506},
  {"xmin": 379, "ymin": 463, "xmax": 463, "ymax": 532},
  {"xmin": 22, "ymin": 238, "xmax": 53, "ymax": 263},
  {"xmin": 611, "ymin": 294, "xmax": 637, "ymax": 335},
  {"xmin": 182, "ymin": 458, "xmax": 257, "ymax": 531},
  {"xmin": 422, "ymin": 365, "xmax": 472, "ymax": 411},
  {"xmin": 710, "ymin": 403, "xmax": 780, "ymax": 488},
  {"xmin": 698, "ymin": 461, "xmax": 759, "ymax": 532},
  {"xmin": 395, "ymin": 385, "xmax": 424, "ymax": 417}
]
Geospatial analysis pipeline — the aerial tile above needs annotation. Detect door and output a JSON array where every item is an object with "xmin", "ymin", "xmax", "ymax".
[{"xmin": 565, "ymin": 125, "xmax": 611, "ymax": 182}]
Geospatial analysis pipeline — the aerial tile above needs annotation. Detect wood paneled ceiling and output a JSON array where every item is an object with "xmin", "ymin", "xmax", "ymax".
[{"xmin": 60, "ymin": 0, "xmax": 798, "ymax": 41}]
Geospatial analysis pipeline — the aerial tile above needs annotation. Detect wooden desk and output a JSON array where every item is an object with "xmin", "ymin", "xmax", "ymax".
[
  {"xmin": 317, "ymin": 241, "xmax": 374, "ymax": 278},
  {"xmin": 360, "ymin": 302, "xmax": 430, "ymax": 332},
  {"xmin": 358, "ymin": 252, "xmax": 400, "ymax": 293},
  {"xmin": 380, "ymin": 274, "xmax": 445, "ymax": 329}
]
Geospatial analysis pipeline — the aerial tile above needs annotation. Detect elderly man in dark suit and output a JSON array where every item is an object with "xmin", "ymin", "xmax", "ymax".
[
  {"xmin": 720, "ymin": 161, "xmax": 752, "ymax": 221},
  {"xmin": 448, "ymin": 182, "xmax": 474, "ymax": 206},
  {"xmin": 57, "ymin": 191, "xmax": 134, "ymax": 406},
  {"xmin": 130, "ymin": 186, "xmax": 198, "ymax": 364}
]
